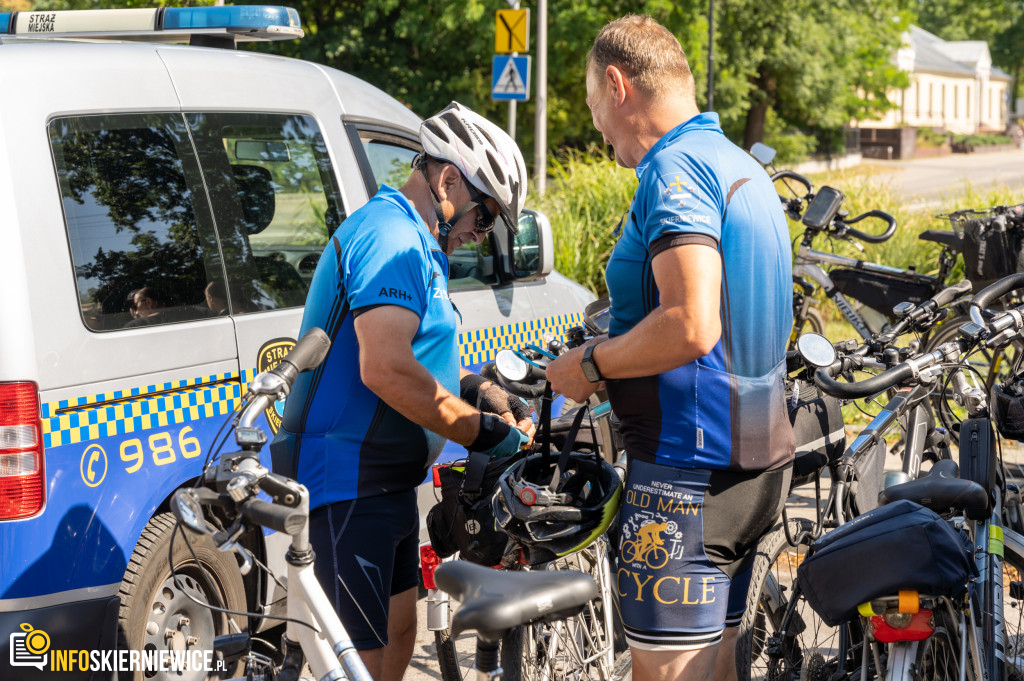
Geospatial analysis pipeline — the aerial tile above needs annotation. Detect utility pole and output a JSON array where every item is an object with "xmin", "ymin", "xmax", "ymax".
[
  {"xmin": 707, "ymin": 0, "xmax": 714, "ymax": 112},
  {"xmin": 534, "ymin": 0, "xmax": 547, "ymax": 195}
]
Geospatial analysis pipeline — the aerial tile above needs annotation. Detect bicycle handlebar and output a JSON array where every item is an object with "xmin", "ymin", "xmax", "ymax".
[
  {"xmin": 769, "ymin": 169, "xmax": 814, "ymax": 197},
  {"xmin": 239, "ymin": 498, "xmax": 306, "ymax": 535},
  {"xmin": 971, "ymin": 273, "xmax": 1024, "ymax": 318},
  {"xmin": 843, "ymin": 210, "xmax": 898, "ymax": 243},
  {"xmin": 814, "ymin": 361, "xmax": 916, "ymax": 399},
  {"xmin": 269, "ymin": 327, "xmax": 331, "ymax": 386}
]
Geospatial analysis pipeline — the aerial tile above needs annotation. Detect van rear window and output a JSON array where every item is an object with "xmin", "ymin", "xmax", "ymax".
[{"xmin": 49, "ymin": 112, "xmax": 345, "ymax": 331}]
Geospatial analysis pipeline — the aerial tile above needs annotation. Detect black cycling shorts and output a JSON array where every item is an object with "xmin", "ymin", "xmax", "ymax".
[
  {"xmin": 617, "ymin": 459, "xmax": 791, "ymax": 651},
  {"xmin": 308, "ymin": 489, "xmax": 420, "ymax": 650}
]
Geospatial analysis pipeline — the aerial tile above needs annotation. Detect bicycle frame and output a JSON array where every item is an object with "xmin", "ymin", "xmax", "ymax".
[{"xmin": 794, "ymin": 244, "xmax": 934, "ymax": 342}]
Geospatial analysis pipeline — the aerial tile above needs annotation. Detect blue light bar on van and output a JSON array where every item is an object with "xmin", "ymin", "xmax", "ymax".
[{"xmin": 0, "ymin": 6, "xmax": 303, "ymax": 43}]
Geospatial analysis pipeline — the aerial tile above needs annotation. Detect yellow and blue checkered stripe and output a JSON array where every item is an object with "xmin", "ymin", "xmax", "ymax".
[
  {"xmin": 42, "ymin": 313, "xmax": 585, "ymax": 449},
  {"xmin": 42, "ymin": 374, "xmax": 242, "ymax": 449},
  {"xmin": 459, "ymin": 313, "xmax": 584, "ymax": 366}
]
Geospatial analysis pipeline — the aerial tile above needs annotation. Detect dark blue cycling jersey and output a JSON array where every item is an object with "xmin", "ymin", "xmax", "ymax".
[
  {"xmin": 604, "ymin": 113, "xmax": 794, "ymax": 472},
  {"xmin": 272, "ymin": 186, "xmax": 459, "ymax": 507}
]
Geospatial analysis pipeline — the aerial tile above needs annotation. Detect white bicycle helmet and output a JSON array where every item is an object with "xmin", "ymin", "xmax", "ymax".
[{"xmin": 419, "ymin": 102, "xmax": 527, "ymax": 235}]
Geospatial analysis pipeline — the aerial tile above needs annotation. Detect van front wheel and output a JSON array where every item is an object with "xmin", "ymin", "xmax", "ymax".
[{"xmin": 117, "ymin": 512, "xmax": 246, "ymax": 681}]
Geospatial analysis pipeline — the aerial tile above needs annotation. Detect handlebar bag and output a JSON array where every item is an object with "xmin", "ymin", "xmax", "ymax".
[
  {"xmin": 786, "ymin": 378, "xmax": 845, "ymax": 489},
  {"xmin": 796, "ymin": 499, "xmax": 976, "ymax": 626},
  {"xmin": 829, "ymin": 268, "xmax": 934, "ymax": 320},
  {"xmin": 426, "ymin": 450, "xmax": 524, "ymax": 566},
  {"xmin": 959, "ymin": 218, "xmax": 1024, "ymax": 288}
]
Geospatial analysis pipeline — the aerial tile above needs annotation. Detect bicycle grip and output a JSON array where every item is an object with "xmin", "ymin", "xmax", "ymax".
[
  {"xmin": 282, "ymin": 327, "xmax": 331, "ymax": 374},
  {"xmin": 844, "ymin": 210, "xmax": 897, "ymax": 243},
  {"xmin": 930, "ymin": 279, "xmax": 972, "ymax": 309},
  {"xmin": 239, "ymin": 498, "xmax": 307, "ymax": 535},
  {"xmin": 813, "ymin": 362, "xmax": 914, "ymax": 399},
  {"xmin": 971, "ymin": 274, "xmax": 1024, "ymax": 311}
]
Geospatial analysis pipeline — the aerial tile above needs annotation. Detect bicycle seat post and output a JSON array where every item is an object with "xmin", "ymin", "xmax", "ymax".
[{"xmin": 474, "ymin": 638, "xmax": 502, "ymax": 680}]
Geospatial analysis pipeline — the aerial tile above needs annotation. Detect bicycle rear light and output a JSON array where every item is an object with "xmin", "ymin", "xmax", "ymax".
[
  {"xmin": 0, "ymin": 382, "xmax": 45, "ymax": 520},
  {"xmin": 420, "ymin": 543, "xmax": 441, "ymax": 589},
  {"xmin": 868, "ymin": 609, "xmax": 935, "ymax": 643}
]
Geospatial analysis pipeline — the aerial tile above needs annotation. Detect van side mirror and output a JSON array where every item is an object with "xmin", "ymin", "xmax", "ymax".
[{"xmin": 510, "ymin": 209, "xmax": 554, "ymax": 280}]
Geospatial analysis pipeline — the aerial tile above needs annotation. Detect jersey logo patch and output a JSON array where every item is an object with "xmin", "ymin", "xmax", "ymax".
[{"xmin": 659, "ymin": 172, "xmax": 700, "ymax": 215}]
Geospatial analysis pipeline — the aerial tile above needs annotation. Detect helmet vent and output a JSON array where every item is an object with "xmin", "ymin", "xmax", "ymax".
[
  {"xmin": 423, "ymin": 120, "xmax": 449, "ymax": 144},
  {"xmin": 485, "ymin": 150, "xmax": 507, "ymax": 187},
  {"xmin": 477, "ymin": 125, "xmax": 497, "ymax": 149},
  {"xmin": 441, "ymin": 112, "xmax": 475, "ymax": 149}
]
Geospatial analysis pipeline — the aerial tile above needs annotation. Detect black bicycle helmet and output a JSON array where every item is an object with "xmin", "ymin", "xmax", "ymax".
[{"xmin": 491, "ymin": 451, "xmax": 622, "ymax": 566}]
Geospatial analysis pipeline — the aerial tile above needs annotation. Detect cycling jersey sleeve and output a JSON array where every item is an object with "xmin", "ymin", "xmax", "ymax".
[
  {"xmin": 636, "ymin": 155, "xmax": 725, "ymax": 255},
  {"xmin": 343, "ymin": 226, "xmax": 429, "ymax": 319}
]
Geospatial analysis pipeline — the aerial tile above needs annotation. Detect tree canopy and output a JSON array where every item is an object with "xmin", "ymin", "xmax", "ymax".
[{"xmin": 20, "ymin": 0, "xmax": 1019, "ymax": 162}]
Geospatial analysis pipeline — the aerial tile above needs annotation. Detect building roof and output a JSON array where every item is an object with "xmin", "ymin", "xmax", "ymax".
[{"xmin": 908, "ymin": 25, "xmax": 978, "ymax": 77}]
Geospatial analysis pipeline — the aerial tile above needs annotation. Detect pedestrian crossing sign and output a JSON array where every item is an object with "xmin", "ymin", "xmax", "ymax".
[{"xmin": 492, "ymin": 55, "xmax": 530, "ymax": 102}]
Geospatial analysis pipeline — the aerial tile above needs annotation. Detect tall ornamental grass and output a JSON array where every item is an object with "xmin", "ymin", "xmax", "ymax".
[
  {"xmin": 529, "ymin": 150, "xmax": 636, "ymax": 298},
  {"xmin": 533, "ymin": 152, "xmax": 1021, "ymax": 306}
]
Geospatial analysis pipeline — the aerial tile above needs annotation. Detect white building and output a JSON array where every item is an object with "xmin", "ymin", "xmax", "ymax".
[{"xmin": 862, "ymin": 25, "xmax": 1013, "ymax": 135}]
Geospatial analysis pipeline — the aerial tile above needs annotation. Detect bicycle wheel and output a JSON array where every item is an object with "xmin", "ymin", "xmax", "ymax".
[
  {"xmin": 925, "ymin": 314, "xmax": 1024, "ymax": 443},
  {"xmin": 912, "ymin": 606, "xmax": 960, "ymax": 681},
  {"xmin": 519, "ymin": 536, "xmax": 628, "ymax": 681},
  {"xmin": 736, "ymin": 518, "xmax": 866, "ymax": 681},
  {"xmin": 789, "ymin": 308, "xmax": 826, "ymax": 351},
  {"xmin": 1003, "ymin": 541, "xmax": 1024, "ymax": 680}
]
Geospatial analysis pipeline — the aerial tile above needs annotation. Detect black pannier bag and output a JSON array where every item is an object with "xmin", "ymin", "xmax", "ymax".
[
  {"xmin": 786, "ymin": 378, "xmax": 845, "ymax": 488},
  {"xmin": 958, "ymin": 217, "xmax": 1024, "ymax": 288},
  {"xmin": 426, "ymin": 450, "xmax": 524, "ymax": 566},
  {"xmin": 796, "ymin": 499, "xmax": 977, "ymax": 626},
  {"xmin": 829, "ymin": 268, "xmax": 934, "ymax": 320}
]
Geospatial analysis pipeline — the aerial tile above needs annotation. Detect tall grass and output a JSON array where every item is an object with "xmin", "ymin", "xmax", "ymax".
[
  {"xmin": 532, "ymin": 151, "xmax": 1022, "ymax": 307},
  {"xmin": 530, "ymin": 150, "xmax": 636, "ymax": 297}
]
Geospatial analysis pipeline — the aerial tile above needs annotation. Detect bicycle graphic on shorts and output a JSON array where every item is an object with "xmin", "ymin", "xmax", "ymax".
[{"xmin": 620, "ymin": 521, "xmax": 670, "ymax": 569}]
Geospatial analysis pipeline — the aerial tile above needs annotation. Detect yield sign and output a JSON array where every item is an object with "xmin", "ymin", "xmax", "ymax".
[{"xmin": 492, "ymin": 55, "xmax": 530, "ymax": 101}]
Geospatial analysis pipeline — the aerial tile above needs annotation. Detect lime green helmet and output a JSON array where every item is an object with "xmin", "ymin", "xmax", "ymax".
[{"xmin": 491, "ymin": 451, "xmax": 622, "ymax": 566}]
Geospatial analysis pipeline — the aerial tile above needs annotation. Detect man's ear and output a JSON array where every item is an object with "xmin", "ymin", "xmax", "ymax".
[
  {"xmin": 606, "ymin": 65, "xmax": 629, "ymax": 107},
  {"xmin": 436, "ymin": 163, "xmax": 461, "ymax": 202}
]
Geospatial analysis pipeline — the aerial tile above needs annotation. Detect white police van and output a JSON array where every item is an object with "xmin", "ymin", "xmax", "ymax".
[{"xmin": 0, "ymin": 7, "xmax": 594, "ymax": 679}]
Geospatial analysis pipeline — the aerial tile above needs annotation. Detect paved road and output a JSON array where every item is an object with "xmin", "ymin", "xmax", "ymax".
[{"xmin": 860, "ymin": 147, "xmax": 1024, "ymax": 208}]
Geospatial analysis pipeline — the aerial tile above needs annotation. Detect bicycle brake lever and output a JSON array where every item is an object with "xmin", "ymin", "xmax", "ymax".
[{"xmin": 220, "ymin": 540, "xmax": 254, "ymax": 576}]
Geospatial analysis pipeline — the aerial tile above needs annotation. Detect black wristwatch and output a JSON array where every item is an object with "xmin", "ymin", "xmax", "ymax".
[{"xmin": 580, "ymin": 343, "xmax": 604, "ymax": 383}]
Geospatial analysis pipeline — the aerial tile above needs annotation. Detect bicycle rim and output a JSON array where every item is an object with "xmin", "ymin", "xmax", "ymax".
[
  {"xmin": 1004, "ymin": 542, "xmax": 1024, "ymax": 680},
  {"xmin": 519, "ymin": 537, "xmax": 627, "ymax": 681},
  {"xmin": 738, "ymin": 518, "xmax": 865, "ymax": 681}
]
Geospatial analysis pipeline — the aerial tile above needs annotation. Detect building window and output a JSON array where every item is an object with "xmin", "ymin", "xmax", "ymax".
[
  {"xmin": 929, "ymin": 83, "xmax": 934, "ymax": 117},
  {"xmin": 942, "ymin": 84, "xmax": 947, "ymax": 119}
]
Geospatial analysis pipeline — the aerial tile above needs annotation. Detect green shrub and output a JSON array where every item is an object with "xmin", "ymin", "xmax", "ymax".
[
  {"xmin": 915, "ymin": 128, "xmax": 948, "ymax": 148},
  {"xmin": 529, "ymin": 149, "xmax": 635, "ymax": 297},
  {"xmin": 951, "ymin": 133, "xmax": 1014, "ymax": 147}
]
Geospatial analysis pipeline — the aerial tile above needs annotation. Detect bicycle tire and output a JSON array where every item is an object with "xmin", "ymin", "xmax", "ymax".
[
  {"xmin": 789, "ymin": 307, "xmax": 826, "ymax": 351},
  {"xmin": 1003, "ymin": 539, "xmax": 1024, "ymax": 681},
  {"xmin": 910, "ymin": 607, "xmax": 959, "ymax": 681},
  {"xmin": 736, "ymin": 517, "xmax": 866, "ymax": 681},
  {"xmin": 925, "ymin": 314, "xmax": 1024, "ymax": 445}
]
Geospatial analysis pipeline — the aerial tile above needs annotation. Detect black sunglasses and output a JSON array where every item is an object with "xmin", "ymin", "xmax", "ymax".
[{"xmin": 465, "ymin": 182, "xmax": 497, "ymax": 234}]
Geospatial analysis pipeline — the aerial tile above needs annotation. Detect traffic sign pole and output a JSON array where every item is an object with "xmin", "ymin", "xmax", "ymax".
[
  {"xmin": 534, "ymin": 0, "xmax": 547, "ymax": 195},
  {"xmin": 507, "ymin": 1, "xmax": 519, "ymax": 140}
]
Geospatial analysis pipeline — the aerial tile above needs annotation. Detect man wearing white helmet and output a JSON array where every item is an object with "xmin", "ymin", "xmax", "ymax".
[{"xmin": 271, "ymin": 102, "xmax": 531, "ymax": 681}]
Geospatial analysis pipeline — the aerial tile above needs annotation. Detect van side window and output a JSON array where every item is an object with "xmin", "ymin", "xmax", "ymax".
[
  {"xmin": 187, "ymin": 113, "xmax": 345, "ymax": 313},
  {"xmin": 356, "ymin": 133, "xmax": 498, "ymax": 290},
  {"xmin": 50, "ymin": 114, "xmax": 225, "ymax": 331}
]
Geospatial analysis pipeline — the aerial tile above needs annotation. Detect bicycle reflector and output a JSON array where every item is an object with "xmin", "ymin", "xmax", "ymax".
[
  {"xmin": 420, "ymin": 544, "xmax": 442, "ymax": 590},
  {"xmin": 0, "ymin": 382, "xmax": 45, "ymax": 520},
  {"xmin": 866, "ymin": 608, "xmax": 935, "ymax": 643}
]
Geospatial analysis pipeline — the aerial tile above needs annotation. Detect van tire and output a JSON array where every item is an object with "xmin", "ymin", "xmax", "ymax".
[{"xmin": 117, "ymin": 512, "xmax": 246, "ymax": 680}]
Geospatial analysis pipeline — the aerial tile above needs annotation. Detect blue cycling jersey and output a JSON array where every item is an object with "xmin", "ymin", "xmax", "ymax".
[
  {"xmin": 604, "ymin": 113, "xmax": 794, "ymax": 472},
  {"xmin": 272, "ymin": 185, "xmax": 459, "ymax": 507}
]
